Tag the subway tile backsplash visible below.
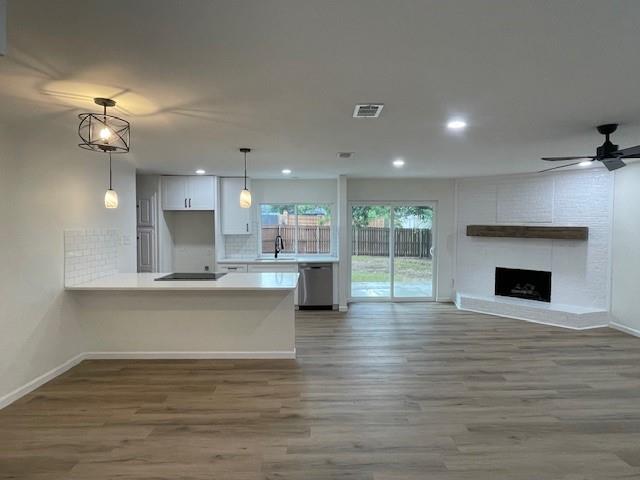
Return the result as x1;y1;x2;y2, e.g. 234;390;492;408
64;228;119;286
224;232;258;258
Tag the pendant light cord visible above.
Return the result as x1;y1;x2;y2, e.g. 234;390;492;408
243;150;247;189
108;151;113;190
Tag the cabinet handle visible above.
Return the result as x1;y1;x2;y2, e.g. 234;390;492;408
246;223;249;232
184;198;187;208
189;198;192;208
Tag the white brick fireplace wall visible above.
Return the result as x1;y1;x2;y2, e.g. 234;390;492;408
454;169;613;329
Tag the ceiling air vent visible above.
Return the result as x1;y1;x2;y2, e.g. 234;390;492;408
353;104;384;118
337;152;354;159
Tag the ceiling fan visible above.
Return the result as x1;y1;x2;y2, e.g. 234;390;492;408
540;124;640;173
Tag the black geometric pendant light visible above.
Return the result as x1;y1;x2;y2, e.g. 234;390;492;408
78;97;130;209
78;97;130;153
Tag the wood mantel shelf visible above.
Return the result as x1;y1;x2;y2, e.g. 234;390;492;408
466;225;589;240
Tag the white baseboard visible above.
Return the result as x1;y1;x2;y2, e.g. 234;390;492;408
0;352;85;410
84;350;297;360
339;305;349;312
0;349;296;410
436;296;453;303
610;322;640;338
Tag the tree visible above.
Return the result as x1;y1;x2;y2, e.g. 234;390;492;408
351;206;388;228
351;206;432;229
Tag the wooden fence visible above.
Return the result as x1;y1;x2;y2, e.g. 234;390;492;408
352;227;432;258
261;225;331;254
260;225;431;257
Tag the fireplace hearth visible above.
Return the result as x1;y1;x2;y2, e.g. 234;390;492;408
495;267;551;302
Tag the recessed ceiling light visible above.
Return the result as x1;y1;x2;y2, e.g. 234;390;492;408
195;169;206;175
579;160;593;167
446;119;467;131
392;158;405;168
282;168;292;175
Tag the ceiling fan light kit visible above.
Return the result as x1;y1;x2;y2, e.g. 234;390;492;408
540;123;640;173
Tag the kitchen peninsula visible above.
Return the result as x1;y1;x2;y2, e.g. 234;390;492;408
66;272;299;359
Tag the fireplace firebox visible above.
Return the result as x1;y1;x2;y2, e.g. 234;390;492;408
495;267;551;302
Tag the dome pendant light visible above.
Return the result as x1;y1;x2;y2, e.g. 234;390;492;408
239;148;252;208
104;152;119;209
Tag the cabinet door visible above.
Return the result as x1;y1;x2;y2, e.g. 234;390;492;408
221;177;252;234
137;198;154;227
187;176;215;210
161;176;188;210
137;228;155;272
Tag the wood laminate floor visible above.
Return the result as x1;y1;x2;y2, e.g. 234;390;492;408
2;303;640;479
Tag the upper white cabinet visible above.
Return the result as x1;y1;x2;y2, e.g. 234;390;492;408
221;177;252;235
162;176;188;210
187;176;216;210
161;176;216;211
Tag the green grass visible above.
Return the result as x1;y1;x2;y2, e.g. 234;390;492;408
351;255;432;282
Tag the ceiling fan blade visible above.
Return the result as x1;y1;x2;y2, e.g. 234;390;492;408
538;162;581;173
601;158;626;171
541;156;596;162
613;145;640;158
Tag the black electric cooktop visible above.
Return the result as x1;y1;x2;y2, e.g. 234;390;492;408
154;273;228;281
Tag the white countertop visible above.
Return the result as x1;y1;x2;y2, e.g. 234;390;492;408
66;272;299;291
217;256;339;264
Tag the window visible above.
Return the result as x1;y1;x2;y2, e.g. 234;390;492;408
260;204;332;255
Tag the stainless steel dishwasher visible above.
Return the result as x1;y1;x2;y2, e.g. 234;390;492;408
298;263;333;309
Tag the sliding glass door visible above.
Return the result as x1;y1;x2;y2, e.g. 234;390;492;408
350;203;435;301
351;206;391;297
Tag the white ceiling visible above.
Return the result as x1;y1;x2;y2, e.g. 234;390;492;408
2;0;640;178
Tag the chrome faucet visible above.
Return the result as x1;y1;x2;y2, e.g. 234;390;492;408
274;230;284;258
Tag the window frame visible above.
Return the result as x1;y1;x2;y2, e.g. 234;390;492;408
258;203;335;257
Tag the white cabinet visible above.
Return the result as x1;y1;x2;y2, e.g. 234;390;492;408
137;198;154;227
162;176;187;210
161;176;215;211
247;264;298;273
188;176;216;210
220;177;252;234
137;228;155;272
218;263;249;273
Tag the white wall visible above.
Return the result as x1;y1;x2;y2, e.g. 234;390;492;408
166;211;214;272
611;162;640;334
251;179;337;204
0;120;136;404
347;178;456;301
455;169;613;308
